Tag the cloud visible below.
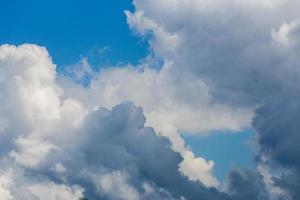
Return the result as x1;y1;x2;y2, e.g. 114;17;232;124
1;0;300;199
125;0;300;199
126;0;300;106
179;151;219;187
9;137;57;169
226;169;268;200
0;44;266;199
90;171;140;200
253;94;300;199
72;102;228;199
0;165;84;200
0;44;232;199
60;61;251;187
271;20;300;48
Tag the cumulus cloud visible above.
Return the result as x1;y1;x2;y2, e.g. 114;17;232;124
1;0;300;199
125;0;300;199
9;137;57;168
0;44;206;199
72;102;230;199
0;44;263;200
91;171;140;200
60;60;251;187
0;165;84;200
0;44;235;199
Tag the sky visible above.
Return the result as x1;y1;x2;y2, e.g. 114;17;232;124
0;0;148;66
0;0;300;200
183;129;256;181
0;0;255;181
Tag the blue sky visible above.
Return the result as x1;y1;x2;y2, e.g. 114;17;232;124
0;0;148;66
0;0;256;182
183;129;256;181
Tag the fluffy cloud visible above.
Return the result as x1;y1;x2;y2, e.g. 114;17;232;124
1;0;300;199
0;44;239;199
125;0;300;199
91;171;140;200
0;44;209;199
60;61;251;187
0;44;266;200
71;102;228;199
0;165;83;200
0;44;86;199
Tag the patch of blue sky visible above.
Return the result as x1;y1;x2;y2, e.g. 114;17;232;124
182;128;257;181
0;0;149;68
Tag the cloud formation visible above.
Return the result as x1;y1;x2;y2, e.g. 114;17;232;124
1;0;300;199
124;0;300;199
0;44;240;199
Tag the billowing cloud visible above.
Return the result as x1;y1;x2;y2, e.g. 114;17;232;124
0;164;84;200
59;59;252;187
0;44;242;199
226;169;268;200
1;0;300;199
124;0;300;199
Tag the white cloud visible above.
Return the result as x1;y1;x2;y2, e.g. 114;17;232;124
0;171;13;200
271;20;300;48
51;163;67;174
0;44;61;127
0;43;232;198
0;44;88;199
9;137;57;169
179;151;219;187
0;166;83;200
92;171;140;200
0;44;85;168
28;183;83;200
62;61;252;187
1;0;299;197
125;0;300;199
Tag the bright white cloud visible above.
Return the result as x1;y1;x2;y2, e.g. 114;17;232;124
179;151;219;187
0;43;231;199
9;137;57;169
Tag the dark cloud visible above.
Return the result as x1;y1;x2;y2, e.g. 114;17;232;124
59;102;231;200
36;102;276;200
227;169;268;200
127;1;300;199
275;172;300;200
253;92;300;199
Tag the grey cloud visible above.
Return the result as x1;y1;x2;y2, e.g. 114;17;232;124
0;44;281;200
227;169;268;200
57;102;230;200
127;0;300;199
2;0;300;199
253;93;300;199
0;44;231;200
